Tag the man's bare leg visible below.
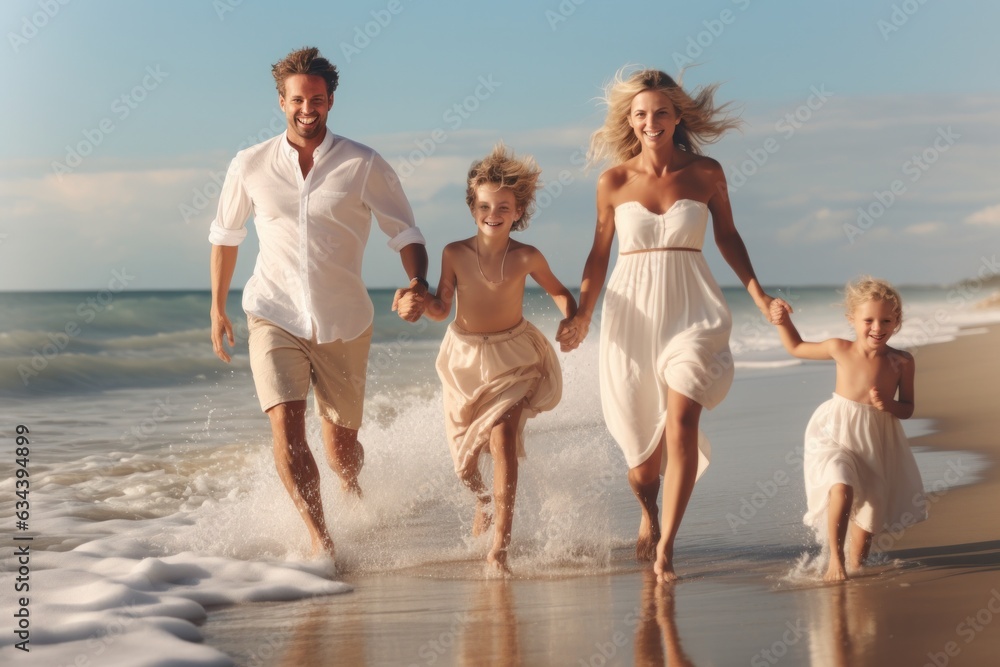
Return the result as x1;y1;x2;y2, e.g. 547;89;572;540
487;402;524;573
320;419;364;497
824;483;853;582
629;447;663;563
267;401;334;558
654;390;703;583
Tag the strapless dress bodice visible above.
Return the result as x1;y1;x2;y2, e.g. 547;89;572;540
614;199;708;253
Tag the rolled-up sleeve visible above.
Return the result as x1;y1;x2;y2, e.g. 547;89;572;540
363;152;425;252
208;156;252;246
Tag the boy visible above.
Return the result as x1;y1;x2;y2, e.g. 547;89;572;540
393;143;577;572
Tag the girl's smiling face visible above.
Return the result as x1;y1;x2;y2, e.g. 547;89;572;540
848;298;900;350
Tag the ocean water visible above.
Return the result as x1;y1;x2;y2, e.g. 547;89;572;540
1;284;997;665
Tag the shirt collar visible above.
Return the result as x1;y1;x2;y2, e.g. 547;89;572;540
280;129;334;160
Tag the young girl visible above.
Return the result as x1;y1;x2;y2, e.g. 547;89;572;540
771;277;927;582
393;143;577;572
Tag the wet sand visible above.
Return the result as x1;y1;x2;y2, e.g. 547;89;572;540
202;326;1000;666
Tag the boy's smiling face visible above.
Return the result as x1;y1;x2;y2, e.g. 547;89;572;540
848;298;900;351
472;184;522;238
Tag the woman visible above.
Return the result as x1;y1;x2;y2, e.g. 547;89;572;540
559;68;780;582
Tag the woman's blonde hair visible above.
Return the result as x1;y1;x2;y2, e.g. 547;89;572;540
844;276;904;332
465;142;541;232
588;66;741;166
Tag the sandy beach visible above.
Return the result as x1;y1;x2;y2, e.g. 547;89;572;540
197;325;1000;666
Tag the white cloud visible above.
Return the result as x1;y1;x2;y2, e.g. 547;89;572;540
964;204;1000;226
777;207;852;244
904;222;946;235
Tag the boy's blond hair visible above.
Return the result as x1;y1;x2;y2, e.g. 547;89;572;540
465;142;541;232
844;276;904;332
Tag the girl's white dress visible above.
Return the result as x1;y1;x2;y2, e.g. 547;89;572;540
599;199;733;477
803;393;927;536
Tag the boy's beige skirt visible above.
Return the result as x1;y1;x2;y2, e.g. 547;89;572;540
435;318;562;477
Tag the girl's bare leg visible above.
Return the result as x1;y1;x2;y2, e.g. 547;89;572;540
846;522;872;572
825;483;853;582
654;390;703;583
487;402;524;573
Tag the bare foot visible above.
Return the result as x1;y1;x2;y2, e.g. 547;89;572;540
636;509;661;562
487;547;511;575
824;562;848;583
310;532;336;560
473;496;493;537
653;542;678;584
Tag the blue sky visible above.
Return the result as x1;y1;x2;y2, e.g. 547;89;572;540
2;0;998;291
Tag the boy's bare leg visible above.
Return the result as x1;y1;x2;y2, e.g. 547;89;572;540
487;402;524;573
459;465;493;537
267;401;335;558
654;390;703;583
824;483;853;582
628;447;662;562
846;522;872;572
320;419;364;498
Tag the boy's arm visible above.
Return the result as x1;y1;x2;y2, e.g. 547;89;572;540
423;245;457;322
870;351;915;419
526;248;578;352
528;248;577;320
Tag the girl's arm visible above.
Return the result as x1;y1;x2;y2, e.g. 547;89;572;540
870;351;915;419
705;160;776;319
560;173;617;349
772;305;841;361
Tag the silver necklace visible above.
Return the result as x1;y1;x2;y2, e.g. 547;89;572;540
476;237;510;285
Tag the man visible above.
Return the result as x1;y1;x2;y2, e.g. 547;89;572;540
209;47;428;558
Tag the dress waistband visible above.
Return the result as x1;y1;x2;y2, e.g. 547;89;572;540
620;247;701;256
449;318;528;343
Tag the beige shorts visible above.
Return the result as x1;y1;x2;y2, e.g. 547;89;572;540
247;314;372;430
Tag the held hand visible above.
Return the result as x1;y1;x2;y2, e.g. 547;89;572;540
211;310;235;363
769;298;793;325
392;288;425;322
557;315;591;352
869;386;886;411
555;318;577;353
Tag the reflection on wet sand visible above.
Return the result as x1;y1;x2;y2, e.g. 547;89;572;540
280;596;367;666
458;579;521;666
634;570;696;667
807;584;875;667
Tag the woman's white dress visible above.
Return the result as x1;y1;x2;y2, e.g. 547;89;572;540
599;199;733;477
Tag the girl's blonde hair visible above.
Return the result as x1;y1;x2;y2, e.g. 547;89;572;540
844;276;904;332
588;66;742;166
465;142;541;232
